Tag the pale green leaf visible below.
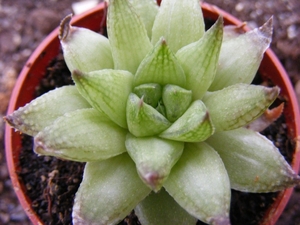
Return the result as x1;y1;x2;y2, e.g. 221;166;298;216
72;69;133;128
133;38;186;87
72;154;151;225
206;127;300;192
126;93;171;137
128;0;159;38
164;142;231;225
59;14;114;72
4;86;91;136
133;83;162;108
176;17;223;100
202;84;280;131
34;108;127;162
209;18;273;91
151;0;205;53
135;188;197;225
125;134;184;191
159;100;214;142
107;0;153;74
162;84;192;122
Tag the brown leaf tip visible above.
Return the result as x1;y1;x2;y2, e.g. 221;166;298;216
3;114;21;129
72;69;85;78
265;86;280;101
59;14;73;41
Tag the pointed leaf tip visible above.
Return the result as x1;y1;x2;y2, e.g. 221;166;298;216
210;18;273;91
73;69;133;128
60;19;113;73
59;14;72;41
126;93;171;137
258;16;273;39
72;69;84;77
176;16;223;99
134;37;186;87
126;134;183;191
160;100;214;142
265;85;280;100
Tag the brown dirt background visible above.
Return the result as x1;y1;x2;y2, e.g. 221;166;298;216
0;0;299;224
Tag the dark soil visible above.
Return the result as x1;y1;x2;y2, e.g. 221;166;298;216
0;0;299;225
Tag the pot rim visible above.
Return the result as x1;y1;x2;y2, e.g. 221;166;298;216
5;2;300;225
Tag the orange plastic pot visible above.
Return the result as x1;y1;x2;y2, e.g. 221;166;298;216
5;2;300;225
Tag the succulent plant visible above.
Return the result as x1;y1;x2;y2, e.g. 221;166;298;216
4;0;300;224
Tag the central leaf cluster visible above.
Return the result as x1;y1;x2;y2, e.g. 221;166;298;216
129;82;193;136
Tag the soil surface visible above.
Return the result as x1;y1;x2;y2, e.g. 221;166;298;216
0;0;299;224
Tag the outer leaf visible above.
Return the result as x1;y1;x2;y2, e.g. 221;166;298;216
107;0;153;74
133;38;186;87
128;0;159;37
4;86;91;136
72;69;133;128
164;142;231;225
135;188;197;225
202;84;280;131
126;93;171;137
59;14;114;72
151;0;205;53
176;17;223;100
72;154;151;225
34;109;127;162
206;128;300;192
125;134;184;191
159;100;214;142
209;18;273;91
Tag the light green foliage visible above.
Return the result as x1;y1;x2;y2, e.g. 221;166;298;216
4;0;300;225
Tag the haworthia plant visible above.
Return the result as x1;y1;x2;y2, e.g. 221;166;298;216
4;0;300;224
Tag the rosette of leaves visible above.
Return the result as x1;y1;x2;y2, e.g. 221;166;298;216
5;0;300;224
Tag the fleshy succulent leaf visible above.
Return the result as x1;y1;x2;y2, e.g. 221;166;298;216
209;18;273;91
162;84;193;122
176;17;223;100
125;134;184;191
135;188;197;225
164;142;231;225
34;108;127;162
203;84;280;131
134;38;186;87
72;69;133;128
126;93;171;137
206;127;300;192
72;154;151;225
59;14;114;72
4;86;91;136
151;0;205;53
107;0;153;74
133;83;162;108
128;0;159;38
159;100;214;142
